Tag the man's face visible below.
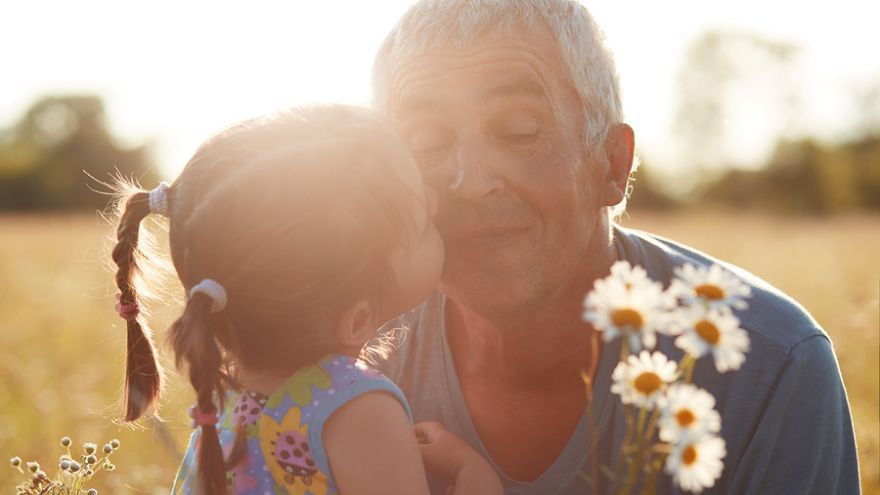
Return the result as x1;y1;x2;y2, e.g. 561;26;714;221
387;33;611;316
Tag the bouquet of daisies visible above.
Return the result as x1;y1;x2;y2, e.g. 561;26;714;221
582;261;752;494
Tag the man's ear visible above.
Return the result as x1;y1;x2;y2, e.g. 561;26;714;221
602;123;635;207
336;299;376;351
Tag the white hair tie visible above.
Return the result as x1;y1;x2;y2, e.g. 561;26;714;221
189;279;227;312
148;181;171;217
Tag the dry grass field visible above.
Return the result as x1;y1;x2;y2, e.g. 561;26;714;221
0;212;877;493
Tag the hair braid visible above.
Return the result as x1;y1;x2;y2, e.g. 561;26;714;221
171;293;231;494
112;191;162;421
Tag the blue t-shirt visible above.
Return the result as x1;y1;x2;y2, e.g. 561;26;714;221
375;225;860;494
172;354;410;495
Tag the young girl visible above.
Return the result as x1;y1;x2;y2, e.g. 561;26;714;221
109;105;501;495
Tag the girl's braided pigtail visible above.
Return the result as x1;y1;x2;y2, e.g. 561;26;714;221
171;292;233;495
111;190;163;421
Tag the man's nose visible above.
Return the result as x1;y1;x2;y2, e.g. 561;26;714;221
449;137;504;199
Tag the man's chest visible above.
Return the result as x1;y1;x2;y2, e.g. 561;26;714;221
461;379;588;482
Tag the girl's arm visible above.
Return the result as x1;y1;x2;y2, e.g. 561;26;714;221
323;391;431;495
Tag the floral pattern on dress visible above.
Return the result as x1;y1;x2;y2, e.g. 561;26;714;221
171;354;409;495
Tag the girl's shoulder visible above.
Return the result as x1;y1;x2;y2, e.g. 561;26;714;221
237;353;411;430
173;355;411;495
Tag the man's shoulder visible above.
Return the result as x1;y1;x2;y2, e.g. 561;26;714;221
615;225;826;351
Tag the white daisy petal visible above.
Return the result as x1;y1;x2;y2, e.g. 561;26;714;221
671;263;752;313
611;351;678;409
674;306;751;373
665;435;727;494
583;261;676;352
659;384;722;443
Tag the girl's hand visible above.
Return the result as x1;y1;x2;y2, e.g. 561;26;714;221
415;421;502;495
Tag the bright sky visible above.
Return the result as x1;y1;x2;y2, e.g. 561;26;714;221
2;0;878;179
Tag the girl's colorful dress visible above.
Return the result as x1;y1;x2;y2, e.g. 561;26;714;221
172;354;410;494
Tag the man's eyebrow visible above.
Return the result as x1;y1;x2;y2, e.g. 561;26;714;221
484;76;547;101
397;96;444;116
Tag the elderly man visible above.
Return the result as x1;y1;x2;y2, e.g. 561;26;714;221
372;1;860;493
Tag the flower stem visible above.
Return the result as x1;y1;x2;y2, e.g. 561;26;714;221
612;404;635;495
620;407;648;494
679;354;695;384
638;454;666;495
620;406;662;495
580;366;600;492
588;398;599;493
636;407;647;435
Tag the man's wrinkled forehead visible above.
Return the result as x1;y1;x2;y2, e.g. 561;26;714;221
396;71;548;118
385;32;571;118
377;21;566;102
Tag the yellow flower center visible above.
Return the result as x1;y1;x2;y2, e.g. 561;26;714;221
611;308;644;329
633;371;662;395
676;408;696;427
695;284;725;300
683;445;698;465
695;320;721;345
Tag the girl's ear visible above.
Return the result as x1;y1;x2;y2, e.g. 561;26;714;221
336;299;377;352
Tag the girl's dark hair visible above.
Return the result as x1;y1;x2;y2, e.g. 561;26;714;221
112;191;162;421
110;105;419;494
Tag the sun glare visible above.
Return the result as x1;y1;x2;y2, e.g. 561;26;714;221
1;0;878;179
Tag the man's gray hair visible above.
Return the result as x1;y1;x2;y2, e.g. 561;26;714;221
372;0;635;215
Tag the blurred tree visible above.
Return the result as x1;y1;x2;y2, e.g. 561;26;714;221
853;75;880;139
698;135;880;213
673;30;800;192
626;158;681;212
0;95;155;211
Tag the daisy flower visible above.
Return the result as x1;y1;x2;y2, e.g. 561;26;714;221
610;351;678;409
583;261;675;352
665;435;726;494
658;383;721;443
671;263;751;312
609;259;652;289
675;306;750;373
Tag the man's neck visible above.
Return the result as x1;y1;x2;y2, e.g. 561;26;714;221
446;296;602;388
443;258;609;482
444;237;616;389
